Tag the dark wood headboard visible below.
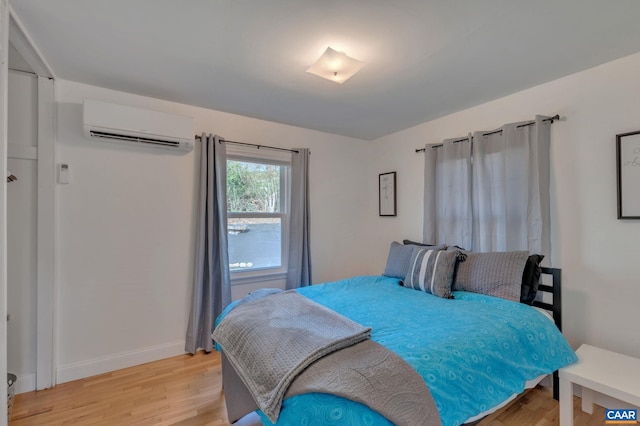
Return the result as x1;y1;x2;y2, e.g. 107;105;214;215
533;267;562;331
532;267;562;400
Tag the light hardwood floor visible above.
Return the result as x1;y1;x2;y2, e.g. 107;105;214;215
10;351;604;425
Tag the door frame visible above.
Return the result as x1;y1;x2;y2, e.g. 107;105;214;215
35;75;55;389
1;0;11;420
8;6;56;391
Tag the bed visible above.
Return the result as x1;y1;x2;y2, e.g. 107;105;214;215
215;256;576;426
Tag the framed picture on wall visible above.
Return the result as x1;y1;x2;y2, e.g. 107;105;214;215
616;130;640;219
379;171;397;216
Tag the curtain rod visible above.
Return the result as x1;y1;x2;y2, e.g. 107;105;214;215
415;114;560;153
195;134;299;154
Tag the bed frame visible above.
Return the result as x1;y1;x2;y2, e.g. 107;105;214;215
532;267;562;400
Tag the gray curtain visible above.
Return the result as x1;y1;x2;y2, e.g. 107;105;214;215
423;136;472;248
286;148;312;289
471;116;551;254
186;134;231;354
423;115;551;256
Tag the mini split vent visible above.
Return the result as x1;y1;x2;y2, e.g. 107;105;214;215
88;130;183;148
83;99;195;152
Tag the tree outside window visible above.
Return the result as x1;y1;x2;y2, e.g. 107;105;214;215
227;158;288;273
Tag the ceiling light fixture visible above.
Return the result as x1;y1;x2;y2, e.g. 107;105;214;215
306;47;364;84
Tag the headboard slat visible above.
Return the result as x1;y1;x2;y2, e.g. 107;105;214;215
537;284;553;293
535;267;562;332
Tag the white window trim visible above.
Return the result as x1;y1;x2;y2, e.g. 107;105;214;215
226;148;291;285
226;144;292;163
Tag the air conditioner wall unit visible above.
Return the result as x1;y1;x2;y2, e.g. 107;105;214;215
83;99;195;152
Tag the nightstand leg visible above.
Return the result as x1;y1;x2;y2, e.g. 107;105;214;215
559;377;574;426
581;388;594;414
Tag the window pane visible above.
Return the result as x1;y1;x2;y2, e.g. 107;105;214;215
228;218;281;271
227;160;281;213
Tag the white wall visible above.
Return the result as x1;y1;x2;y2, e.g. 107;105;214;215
54;80;371;382
366;51;640;358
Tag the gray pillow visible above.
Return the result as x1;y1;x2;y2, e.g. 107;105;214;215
383;242;416;279
453;251;529;301
404;248;458;298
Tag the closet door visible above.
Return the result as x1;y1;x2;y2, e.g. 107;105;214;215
6;69;38;393
6;70;55;393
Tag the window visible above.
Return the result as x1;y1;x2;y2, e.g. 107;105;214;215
227;154;289;279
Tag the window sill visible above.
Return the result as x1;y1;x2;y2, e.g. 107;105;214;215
230;270;287;286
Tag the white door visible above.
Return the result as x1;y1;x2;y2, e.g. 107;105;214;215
6;69;38;393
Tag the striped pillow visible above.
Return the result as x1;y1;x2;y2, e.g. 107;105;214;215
404;248;458;298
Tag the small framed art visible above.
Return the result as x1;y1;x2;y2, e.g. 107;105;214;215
616;130;640;219
379;171;396;216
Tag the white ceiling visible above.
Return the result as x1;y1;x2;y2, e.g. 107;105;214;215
9;0;640;140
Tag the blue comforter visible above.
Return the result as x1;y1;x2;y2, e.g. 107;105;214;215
220;275;577;426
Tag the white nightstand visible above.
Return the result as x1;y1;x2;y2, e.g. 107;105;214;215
559;344;640;426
